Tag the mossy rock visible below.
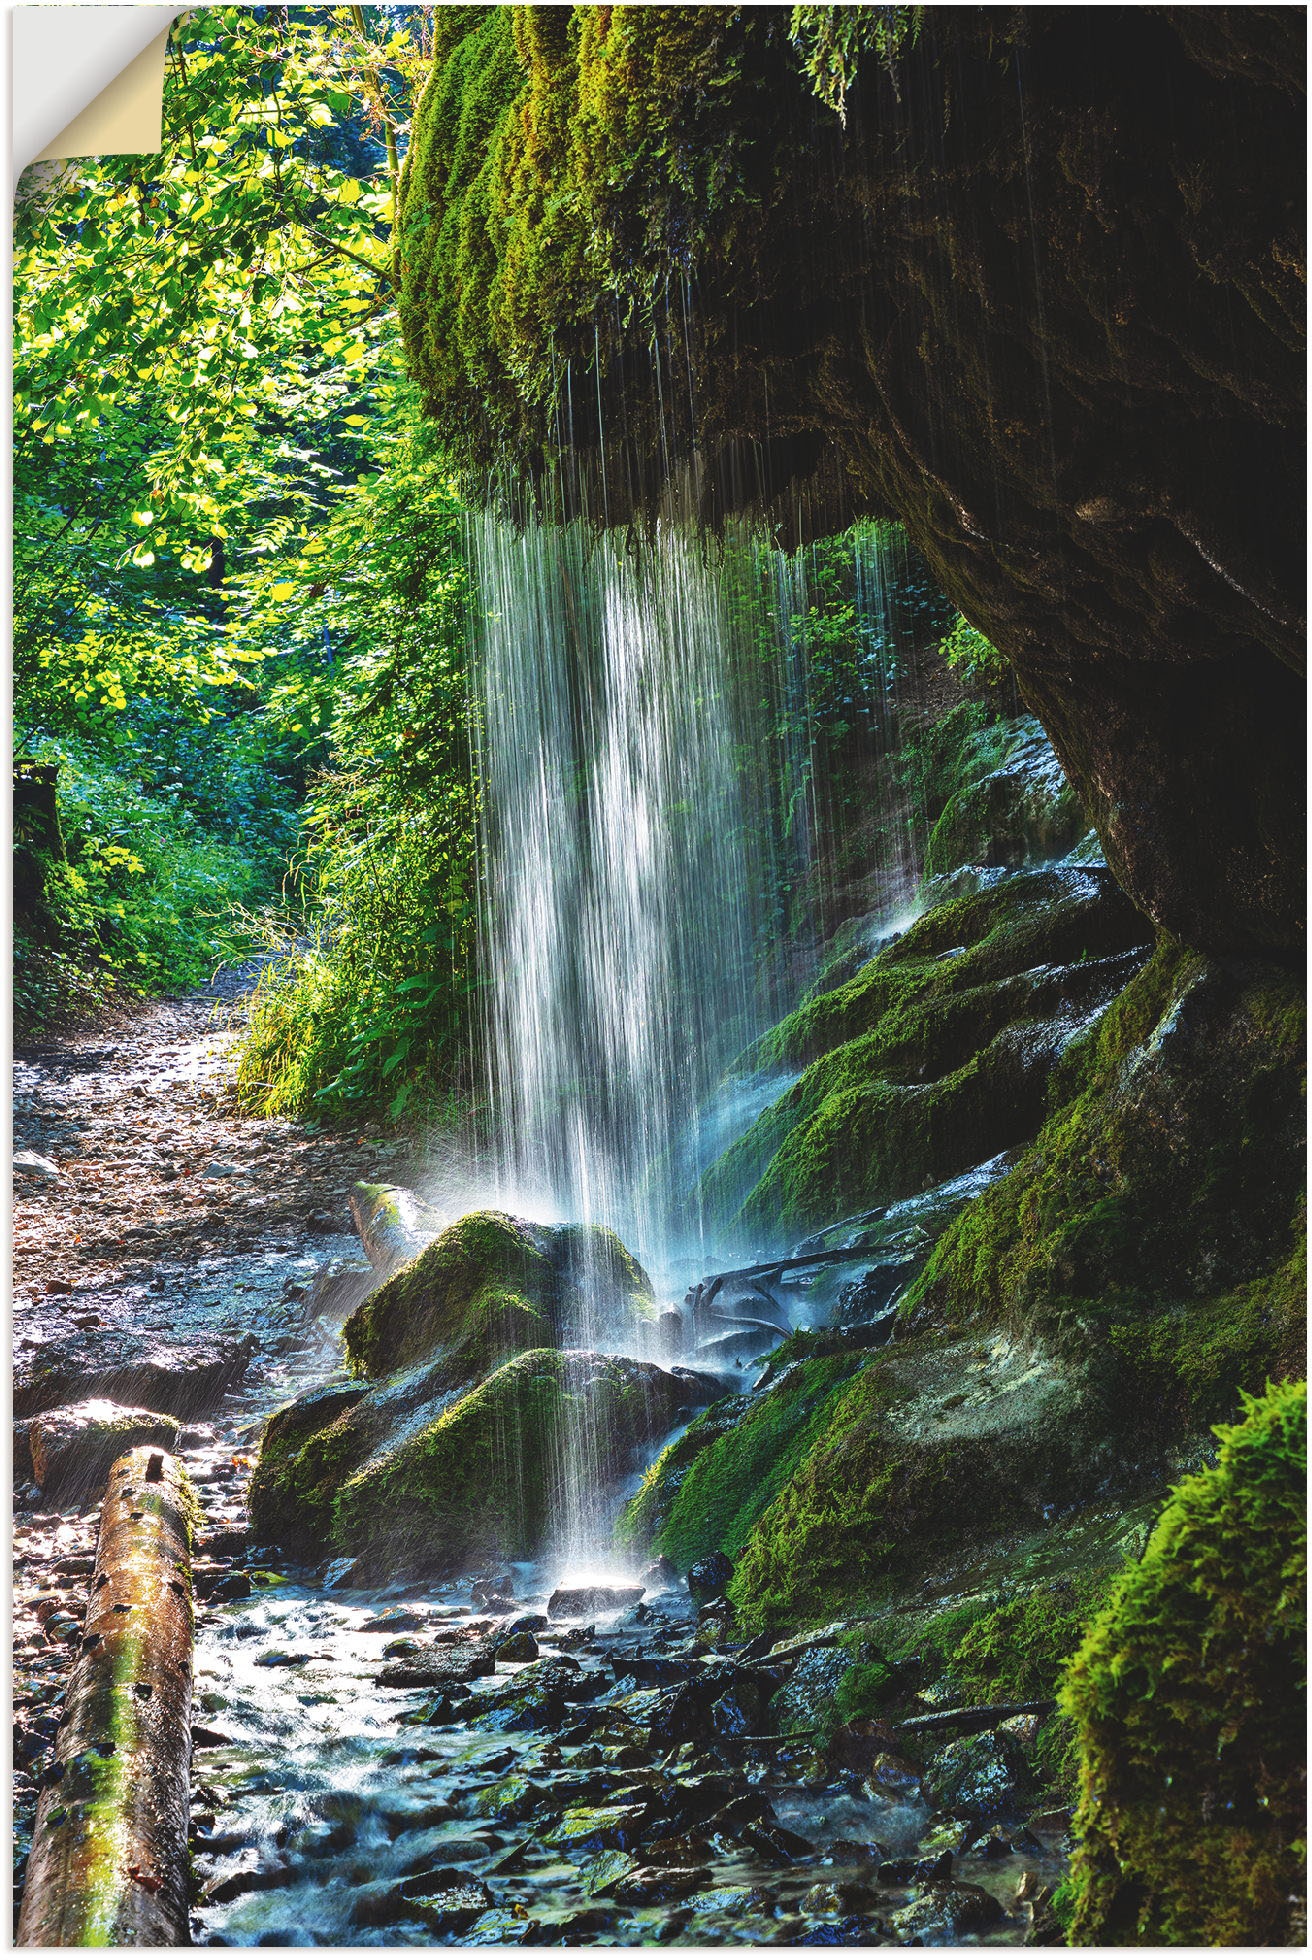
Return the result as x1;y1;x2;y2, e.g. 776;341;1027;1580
1059;1380;1306;1946
619;1354;866;1574
333;1349;699;1578
903;947;1306;1432
343;1209;654;1380
725;1330;1106;1632
923;714;1085;877
703;866;1150;1237
248;1381;369;1549
252;1345;715;1575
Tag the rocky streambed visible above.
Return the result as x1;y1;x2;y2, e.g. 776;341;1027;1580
13;979;1074;1947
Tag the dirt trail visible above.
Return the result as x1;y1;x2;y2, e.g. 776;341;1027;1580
11;968;414;1926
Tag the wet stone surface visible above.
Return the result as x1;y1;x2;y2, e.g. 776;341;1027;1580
12;974;1071;1945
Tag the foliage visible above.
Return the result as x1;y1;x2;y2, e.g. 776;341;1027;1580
231;414;478;1122
936;612;1007;689
789;6;923;120
13;738;282;1031
1058;1381;1307;1945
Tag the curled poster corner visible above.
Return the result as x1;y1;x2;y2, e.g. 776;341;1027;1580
13;5;184;175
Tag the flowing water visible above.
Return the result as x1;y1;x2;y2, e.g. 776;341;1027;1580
470;514;931;1299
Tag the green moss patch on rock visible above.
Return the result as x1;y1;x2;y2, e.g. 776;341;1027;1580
725;1330;1106;1633
903;947;1306;1435
922;712;1086;878
703;866;1150;1237
1058;1379;1306;1947
620;1353;865;1574
333;1349;698;1579
342;1209;655;1381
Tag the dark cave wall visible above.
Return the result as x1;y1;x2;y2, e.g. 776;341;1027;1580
398;4;1305;957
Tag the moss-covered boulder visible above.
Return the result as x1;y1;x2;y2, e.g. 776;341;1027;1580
904;947;1306;1435
252;1348;715;1578
1059;1380;1306;1947
922;713;1085;878
703;865;1150;1238
620;1353;866;1574
334;1348;700;1578
343;1209;654;1380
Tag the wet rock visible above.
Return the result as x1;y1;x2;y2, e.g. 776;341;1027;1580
378;1638;495;1688
922;1728;1022;1818
771;1642;852;1732
549;1584;644;1620
793;1914;891;1945
640;1555;682;1592
547;1803;654;1856
29;1399;180;1499
15;1330;256;1420
464;1908;542;1945
308;1257;375;1324
612;1865;711;1905
362;1605;429;1632
494;1628;539;1663
405;1879;496;1933
471;1775;547;1824
890;1880;1007;1940
802;1880;879;1915
13;1419;33;1481
686;1550;733;1604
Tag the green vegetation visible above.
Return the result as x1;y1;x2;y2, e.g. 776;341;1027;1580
13;9;480;1122
1059;1381;1306;1946
704;866;1150;1234
620;1355;862;1571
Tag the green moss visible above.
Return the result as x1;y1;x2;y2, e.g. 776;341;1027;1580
903;948;1307;1436
638;1355;863;1572
332;1349;684;1576
248;1384;368;1550
344;1209;556;1378
704;866;1149;1236
952;1573;1116;1705
1058;1381;1306;1946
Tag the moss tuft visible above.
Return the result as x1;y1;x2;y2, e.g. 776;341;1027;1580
1058;1380;1307;1947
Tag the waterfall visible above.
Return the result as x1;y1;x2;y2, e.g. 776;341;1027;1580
466;513;936;1574
470;515;770;1302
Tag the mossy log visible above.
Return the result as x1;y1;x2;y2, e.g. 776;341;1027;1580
17;1446;196;1947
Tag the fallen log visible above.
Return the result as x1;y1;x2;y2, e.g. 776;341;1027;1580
17;1446;197;1947
895;1698;1056;1739
349;1181;441;1273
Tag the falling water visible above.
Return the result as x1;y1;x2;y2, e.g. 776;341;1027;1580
471;515;770;1297
466;512;941;1570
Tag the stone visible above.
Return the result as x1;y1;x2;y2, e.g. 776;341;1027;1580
686;1550;733;1604
378;1639;495;1688
548;1585;644;1620
494;1629;539;1663
14;1331;256;1420
890;1881;1006;1940
14;1151;59;1179
922;1729;1022;1818
29;1400;180;1499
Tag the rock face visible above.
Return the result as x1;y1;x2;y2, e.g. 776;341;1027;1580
398;6;1304;957
29;1399;181;1501
703;861;1151;1237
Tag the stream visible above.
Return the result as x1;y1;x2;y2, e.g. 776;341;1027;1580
13;976;1069;1947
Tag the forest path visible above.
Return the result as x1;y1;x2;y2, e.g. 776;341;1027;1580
13;961;409;1332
